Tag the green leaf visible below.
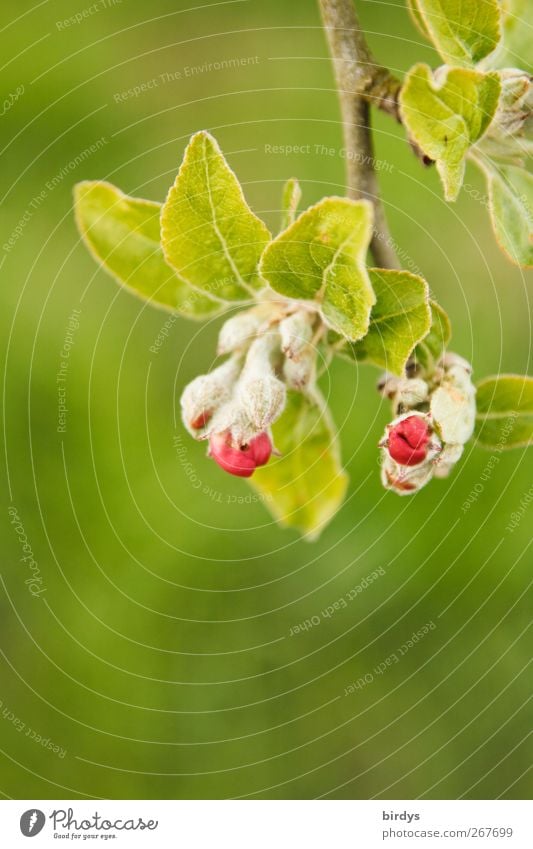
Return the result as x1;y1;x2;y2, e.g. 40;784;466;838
412;0;501;66
475;374;533;448
484;162;533;267
260;197;375;341
407;0;431;40
74;181;222;317
400;63;501;200
251;390;348;539
487;0;533;74
161;131;271;302
414;299;452;367
280;178;302;232
341;269;431;375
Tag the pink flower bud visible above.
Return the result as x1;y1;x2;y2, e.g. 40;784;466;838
248;431;272;467
208;431;273;478
386;414;431;467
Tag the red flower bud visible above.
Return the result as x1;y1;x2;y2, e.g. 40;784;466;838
387;415;431;467
209;431;272;477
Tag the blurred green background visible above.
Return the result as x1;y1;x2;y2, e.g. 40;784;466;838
1;0;531;800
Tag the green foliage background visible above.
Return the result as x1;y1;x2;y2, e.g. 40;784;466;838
1;0;531;799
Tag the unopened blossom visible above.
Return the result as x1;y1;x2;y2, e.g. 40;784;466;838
395;377;429;409
379;413;441;494
204;400;258;447
381;413;439;467
433;442;464;478
377;372;400;400
430;360;476;445
217;310;264;356
208;431;272;478
378;352;476;495
377;372;428;410
180;357;241;436
237;333;286;430
237;373;286;429
440;352;472;374
283;347;316;390
192;326;286;479
279;311;315;360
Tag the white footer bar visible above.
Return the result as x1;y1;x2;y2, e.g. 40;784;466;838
1;800;530;847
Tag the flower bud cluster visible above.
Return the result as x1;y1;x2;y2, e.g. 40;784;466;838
279;311;316;390
378;352;476;495
180;304;319;477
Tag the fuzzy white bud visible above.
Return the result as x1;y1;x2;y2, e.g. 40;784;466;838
234;332;286;430
217;310;263;356
377;372;400;399
439;352;472;374
279;311;315;360
377;373;429;411
430;353;476;445
237;374;286;430
446;364;475;393
243;331;281;370
180;357;241;437
433;443;464;478
395;377;429;408
205;400;259;447
283;347;316;390
430;382;476;445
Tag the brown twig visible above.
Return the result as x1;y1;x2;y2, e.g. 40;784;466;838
318;0;431;267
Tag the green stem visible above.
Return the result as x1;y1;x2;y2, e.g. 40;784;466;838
318;0;400;269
